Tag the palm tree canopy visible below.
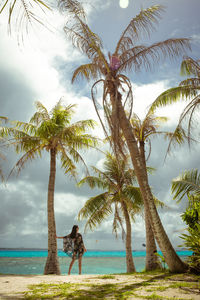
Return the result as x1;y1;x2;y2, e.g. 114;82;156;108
172;169;200;203
130;107;188;161
0;100;98;177
78;152;143;233
59;1;191;155
59;2;191;83
149;57;200;147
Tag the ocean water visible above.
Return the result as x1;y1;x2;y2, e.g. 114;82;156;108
0;250;192;275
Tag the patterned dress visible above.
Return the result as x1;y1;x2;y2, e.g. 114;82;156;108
63;233;85;259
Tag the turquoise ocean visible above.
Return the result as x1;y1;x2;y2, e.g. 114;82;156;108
0;250;192;275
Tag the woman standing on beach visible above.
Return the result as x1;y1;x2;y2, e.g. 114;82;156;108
56;225;86;275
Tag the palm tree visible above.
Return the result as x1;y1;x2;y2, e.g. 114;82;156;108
130;112;171;271
171;169;200;273
59;0;191;271
0;0;51;38
150;57;200;146
78;152;143;273
0;101;98;274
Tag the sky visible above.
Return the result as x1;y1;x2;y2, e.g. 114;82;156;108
0;0;200;252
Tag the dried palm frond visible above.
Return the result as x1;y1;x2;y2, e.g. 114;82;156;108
119;38;190;73
115;5;164;54
0;0;51;42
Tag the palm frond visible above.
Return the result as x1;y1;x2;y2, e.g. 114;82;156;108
178;94;200;142
59;145;77;177
30;101;50;125
162;125;188;159
72;63;103;82
115;5;164;54
78;175;108;190
150;86;198;113
180;56;200;77
123;186;143;206
172;169;200;202
58;0;86;20
153;196;167;209
179;78;200;87
78;192;112;232
119;38;191;73
8;143;43;178
0;0;51;41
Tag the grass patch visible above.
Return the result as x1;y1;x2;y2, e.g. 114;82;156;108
96;275;116;279
19;272;199;300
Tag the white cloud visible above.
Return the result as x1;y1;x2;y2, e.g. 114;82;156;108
131;81;188;127
55;192;87;215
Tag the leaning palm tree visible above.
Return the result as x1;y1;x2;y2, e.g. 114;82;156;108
59;0;191;271
131;112;171;271
78;152;143;273
0;100;98;274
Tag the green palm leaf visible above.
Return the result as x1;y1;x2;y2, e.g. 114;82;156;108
172;169;200;202
150;86;199;113
78;192;112;231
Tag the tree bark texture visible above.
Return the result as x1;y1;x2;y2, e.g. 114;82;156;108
139;141;162;271
121;200;136;273
117;95;188;273
44;148;61;275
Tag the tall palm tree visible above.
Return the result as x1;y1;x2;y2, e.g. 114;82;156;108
0;101;98;274
130;112;171;271
150;57;200;146
59;0;191;271
78;152;143;273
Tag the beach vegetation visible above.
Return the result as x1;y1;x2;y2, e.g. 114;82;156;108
78;151;144;273
58;0;191;272
0;101;98;275
172;169;200;274
97;274;116;279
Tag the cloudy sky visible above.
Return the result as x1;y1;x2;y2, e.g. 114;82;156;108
0;0;200;251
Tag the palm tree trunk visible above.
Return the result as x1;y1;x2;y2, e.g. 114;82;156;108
139;141;162;271
44;148;61;275
117;93;188;273
144;204;162;270
121;200;136;273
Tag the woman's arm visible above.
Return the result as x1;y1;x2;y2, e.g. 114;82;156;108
56;235;64;239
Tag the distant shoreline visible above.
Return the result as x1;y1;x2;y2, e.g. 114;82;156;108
0;248;188;251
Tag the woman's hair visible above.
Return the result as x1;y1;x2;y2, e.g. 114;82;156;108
70;225;78;238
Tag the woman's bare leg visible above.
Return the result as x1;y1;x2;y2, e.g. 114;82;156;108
78;256;82;275
68;258;75;275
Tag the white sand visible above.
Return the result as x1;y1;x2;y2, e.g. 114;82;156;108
0;274;199;300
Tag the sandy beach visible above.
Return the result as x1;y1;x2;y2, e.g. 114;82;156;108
0;272;199;299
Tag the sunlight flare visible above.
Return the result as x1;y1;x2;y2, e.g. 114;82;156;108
119;0;129;9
